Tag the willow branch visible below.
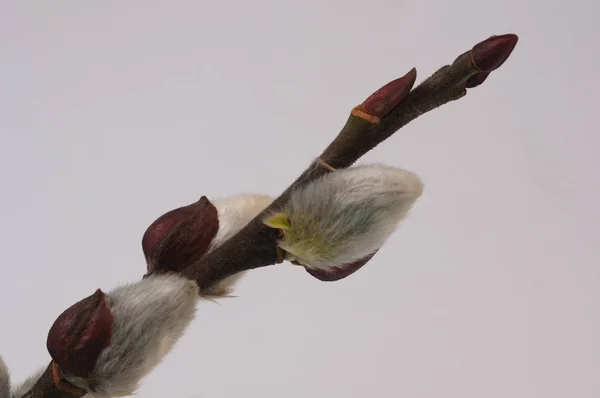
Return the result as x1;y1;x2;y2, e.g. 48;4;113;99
178;33;518;290
19;33;518;398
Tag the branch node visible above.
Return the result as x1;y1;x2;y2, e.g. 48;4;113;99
351;106;381;124
276;247;285;264
51;362;87;397
316;157;337;171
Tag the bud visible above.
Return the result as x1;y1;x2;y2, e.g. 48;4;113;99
358;68;417;120
46;289;113;379
142;196;219;274
143;193;274;296
471;34;518;73
81;274;199;397
263;164;424;281
465;71;490;88
0;356;9;398
304;251;378;282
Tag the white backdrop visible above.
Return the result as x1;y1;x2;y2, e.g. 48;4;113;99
1;1;598;397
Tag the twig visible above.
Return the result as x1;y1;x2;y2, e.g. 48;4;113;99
178;33;518;290
20;363;86;398
18;33;518;398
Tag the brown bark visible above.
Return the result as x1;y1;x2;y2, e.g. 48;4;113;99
20;363;86;398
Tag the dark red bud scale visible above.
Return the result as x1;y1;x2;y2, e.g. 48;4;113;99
47;289;113;378
471;34;518;73
142;196;219;274
357;68;417;121
465;71;491;88
304;251;379;282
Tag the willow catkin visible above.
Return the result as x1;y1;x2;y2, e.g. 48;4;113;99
264;164;424;272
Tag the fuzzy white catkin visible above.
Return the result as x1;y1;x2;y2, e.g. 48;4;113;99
0;354;44;398
8;366;46;398
201;194;274;297
266;164;424;270
6;274;199;398
80;196;274;394
4;195;274;398
79;273;200;398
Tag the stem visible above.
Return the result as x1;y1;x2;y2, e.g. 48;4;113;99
181;34;518;290
21;363;86;398
21;33;518;398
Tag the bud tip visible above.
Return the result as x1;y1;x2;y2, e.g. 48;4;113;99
471;33;519;73
47;288;113;378
358;67;417;120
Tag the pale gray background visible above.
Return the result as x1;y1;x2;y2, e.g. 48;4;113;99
1;1;598;397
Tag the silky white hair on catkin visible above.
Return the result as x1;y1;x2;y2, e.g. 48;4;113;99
7;276;199;398
4;167;420;397
6;365;46;398
266;164;424;270
4;196;274;398
201;194;274;298
77;274;199;398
